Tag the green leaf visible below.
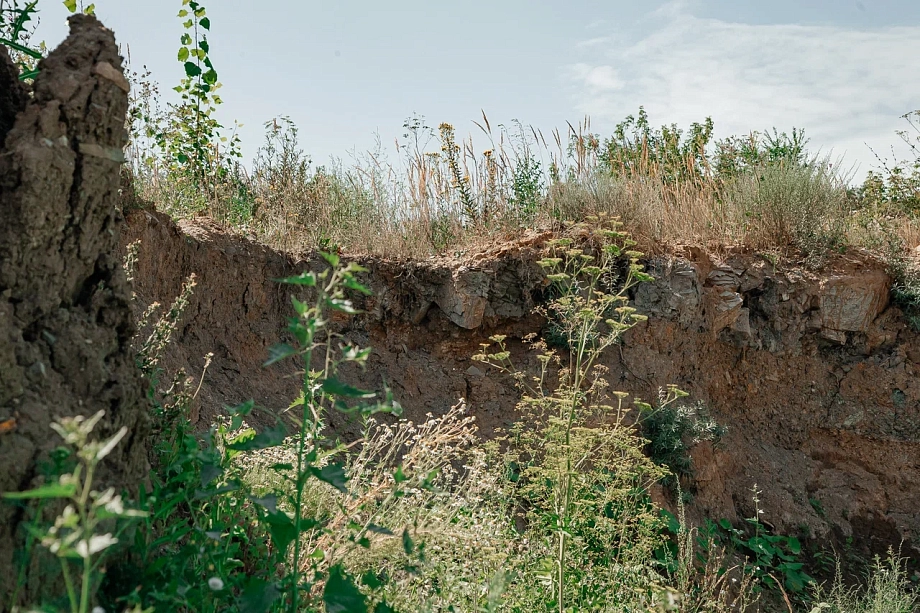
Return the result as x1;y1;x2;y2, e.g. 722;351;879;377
393;466;407;484
323;565;367;613
310;463;348;493
321;377;375;399
181;33;192;45
373;603;395;613
366;524;394;535
200;462;223;487
401;528;414;555
321;251;340;268
203;69;218;85
276;271;317;286
238;578;281;613
265;343;298;366
343;276;372;296
0;37;42;59
200;16;211;29
184;61;201;78
178;47;190;62
249;494;278;513
3;482;76;500
264;510;296;554
63;0;77;12
200;39;209;53
194;481;240;499
361;570;383;589
227;423;286;451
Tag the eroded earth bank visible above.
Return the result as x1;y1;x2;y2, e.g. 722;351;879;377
123;207;919;566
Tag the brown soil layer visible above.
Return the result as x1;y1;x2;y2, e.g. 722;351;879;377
122;208;920;565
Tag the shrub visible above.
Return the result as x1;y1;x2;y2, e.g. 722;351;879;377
641;398;725;494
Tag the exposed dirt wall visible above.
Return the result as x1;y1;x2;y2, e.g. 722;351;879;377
122;209;920;565
0;16;145;601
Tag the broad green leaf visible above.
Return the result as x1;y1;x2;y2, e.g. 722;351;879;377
193;481;240;499
343;276;372;296
63;0;77;12
263;510;296;554
227;399;255;416
200;463;223;487
276;271;317;286
361;570;383;589
310;463;348;493
200;16;211;29
227;423;286;451
320;251;340;268
249;494;278;513
321;377;375;399
3;482;76;500
238;578;281;613
265;343;297;366
184;61;201;78
178;47;190;62
323;565;367;613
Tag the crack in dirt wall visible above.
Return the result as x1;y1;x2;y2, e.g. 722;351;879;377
122;208;920;564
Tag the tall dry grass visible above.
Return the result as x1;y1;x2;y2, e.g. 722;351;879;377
130;110;919;263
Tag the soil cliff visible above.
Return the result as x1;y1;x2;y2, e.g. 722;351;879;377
122;208;919;566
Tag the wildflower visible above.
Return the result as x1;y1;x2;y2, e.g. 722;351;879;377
208;576;224;591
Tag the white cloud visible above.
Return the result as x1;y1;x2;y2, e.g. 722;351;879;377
566;2;920;179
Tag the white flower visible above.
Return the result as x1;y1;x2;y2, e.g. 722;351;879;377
92;607;105;613
75;534;119;558
208;577;224;591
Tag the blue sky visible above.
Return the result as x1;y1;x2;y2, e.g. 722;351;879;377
30;0;920;178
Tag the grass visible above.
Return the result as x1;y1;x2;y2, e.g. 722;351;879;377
127;110;920;268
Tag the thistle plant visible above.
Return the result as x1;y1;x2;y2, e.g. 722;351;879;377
3;411;145;613
0;0;43;79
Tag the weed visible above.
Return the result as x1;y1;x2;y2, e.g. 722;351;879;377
810;550;918;613
640;397;725;494
3;412;145;613
476;215;671;611
706;485;815;602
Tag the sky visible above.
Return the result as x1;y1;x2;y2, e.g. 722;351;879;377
27;0;920;179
